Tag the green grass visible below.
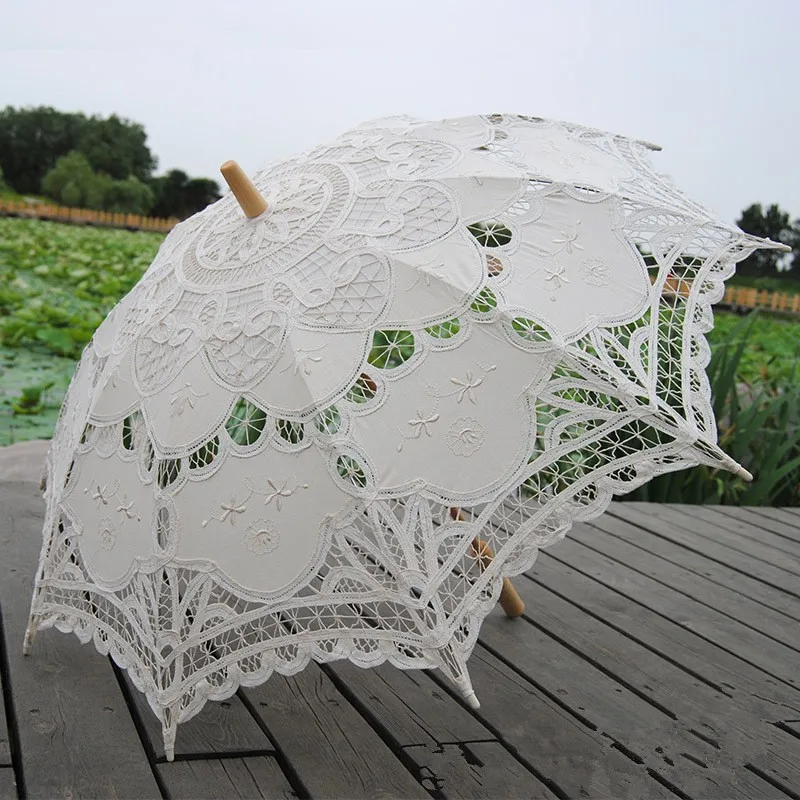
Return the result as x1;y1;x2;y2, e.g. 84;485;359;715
0;217;163;446
0;217;162;360
707;311;800;384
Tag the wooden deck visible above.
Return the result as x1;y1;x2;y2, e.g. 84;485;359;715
2;455;800;797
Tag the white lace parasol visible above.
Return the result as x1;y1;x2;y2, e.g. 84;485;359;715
25;114;786;759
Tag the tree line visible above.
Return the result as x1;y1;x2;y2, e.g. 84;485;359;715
0;106;220;218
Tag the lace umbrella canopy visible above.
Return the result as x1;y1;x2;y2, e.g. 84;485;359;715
26;114;786;759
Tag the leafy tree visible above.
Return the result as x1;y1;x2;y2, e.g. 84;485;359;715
42;151;154;213
0;106;84;194
104;176;154;215
150;169;220;218
0;106;158;195
76;114;157;181
42;152;103;207
736;203;799;277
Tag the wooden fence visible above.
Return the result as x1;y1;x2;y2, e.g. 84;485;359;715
659;276;800;315
0;198;179;233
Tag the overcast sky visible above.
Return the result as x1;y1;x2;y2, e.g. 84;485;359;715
3;0;798;224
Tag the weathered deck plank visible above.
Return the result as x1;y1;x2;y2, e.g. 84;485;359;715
587;512;800;621
404;741;554;799
713;504;800;543
0;481;161;800
478;610;751;798
533;544;800;710
242;665;429;799
537;534;800;688
609;503;800;596
573;520;800;645
456;648;675;799
326;661;560;798
123;673;274;760
746;506;800;538
648;504;800;573
0;769;16;800
510;568;800;798
156;756;295;799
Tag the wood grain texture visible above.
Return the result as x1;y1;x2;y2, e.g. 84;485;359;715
588;511;800;621
609;503;800;597
574;519;800;645
157;756;294;799
243;665;429;799
0;768;16;800
329;661;492;745
0;481;161;800
405;741;555;799
123;672;272;760
510;568;800;799
327;662;558;798
713;505;800;542
537;534;800;689
648;503;800;573
465;648;674;799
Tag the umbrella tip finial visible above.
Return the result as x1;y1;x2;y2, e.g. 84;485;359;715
219;160;268;219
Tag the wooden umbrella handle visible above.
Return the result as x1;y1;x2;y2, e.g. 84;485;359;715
219;160;268;218
450;509;525;618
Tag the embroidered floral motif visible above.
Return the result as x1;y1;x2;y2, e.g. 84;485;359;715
243;519;280;555
202;490;253;528
84;480;119;508
408;410;441;438
447;364;497;404
543;262;570;290
446;417;486;457
98;517;118;551
169;383;210;416
281;345;325;376
581;257;612;287
116;494;142;523
552;221;583;254
262;478;309;511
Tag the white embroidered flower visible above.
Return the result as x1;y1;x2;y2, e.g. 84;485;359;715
244;519;280;556
446;417;486;457
581;258;612;287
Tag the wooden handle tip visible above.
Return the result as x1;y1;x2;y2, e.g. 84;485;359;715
219;160;267;219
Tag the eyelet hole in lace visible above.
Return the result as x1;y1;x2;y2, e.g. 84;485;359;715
122;416;135;450
189;437;219;470
467;220;513;248
314;406;342;435
424;318;461;339
368;330;415;370
157;459;182;489
346;373;378;404
336;454;368;489
225;398;267;446
511;316;552;344
470;287;497;315
156;506;170;550
276;419;304;445
486;255;504;277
